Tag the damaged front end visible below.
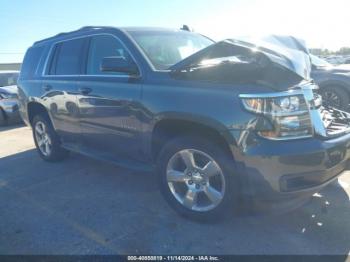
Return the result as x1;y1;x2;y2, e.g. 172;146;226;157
170;37;311;91
240;82;350;140
318;105;350;137
170;36;350;140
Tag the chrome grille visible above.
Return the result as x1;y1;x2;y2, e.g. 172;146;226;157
319;106;350;136
300;81;350;138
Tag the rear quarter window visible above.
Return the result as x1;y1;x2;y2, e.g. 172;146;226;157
20;46;45;79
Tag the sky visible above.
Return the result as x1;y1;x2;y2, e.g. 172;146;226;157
1;0;350;63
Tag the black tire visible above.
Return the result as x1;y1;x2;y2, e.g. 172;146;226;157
32;114;69;162
0;108;8;126
157;135;239;222
320;86;350;111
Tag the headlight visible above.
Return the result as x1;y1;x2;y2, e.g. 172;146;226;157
240;93;313;140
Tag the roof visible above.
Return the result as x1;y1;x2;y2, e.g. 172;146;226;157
120;26;184;32
33;26;115;45
33;26;187;46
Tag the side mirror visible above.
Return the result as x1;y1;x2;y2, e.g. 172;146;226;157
101;56;139;76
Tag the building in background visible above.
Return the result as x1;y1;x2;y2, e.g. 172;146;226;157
0;63;21;71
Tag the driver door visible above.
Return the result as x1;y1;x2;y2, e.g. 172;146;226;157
77;34;144;161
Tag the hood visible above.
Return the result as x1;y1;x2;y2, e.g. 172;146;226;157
0;85;18;95
170;35;311;80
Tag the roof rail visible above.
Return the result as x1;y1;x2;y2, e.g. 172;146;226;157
33;26;115;45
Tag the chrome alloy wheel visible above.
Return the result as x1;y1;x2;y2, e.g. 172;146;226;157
34;121;52;156
166;149;226;212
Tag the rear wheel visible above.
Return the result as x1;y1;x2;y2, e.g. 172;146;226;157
32;114;69;162
320;86;350;111
157;136;238;222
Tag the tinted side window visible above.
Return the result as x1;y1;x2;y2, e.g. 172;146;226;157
20;46;45;79
50;38;86;75
87;35;133;75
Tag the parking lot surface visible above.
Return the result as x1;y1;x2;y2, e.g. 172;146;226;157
0;125;350;255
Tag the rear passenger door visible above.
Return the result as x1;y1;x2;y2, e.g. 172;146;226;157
77;34;144;161
42;37;88;147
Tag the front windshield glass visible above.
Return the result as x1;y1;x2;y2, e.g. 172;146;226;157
128;30;214;70
0;73;18;87
310;54;332;67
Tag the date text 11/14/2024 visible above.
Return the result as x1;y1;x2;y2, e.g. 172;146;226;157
127;256;220;261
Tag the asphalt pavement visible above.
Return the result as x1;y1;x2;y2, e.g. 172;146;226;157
0;125;350;255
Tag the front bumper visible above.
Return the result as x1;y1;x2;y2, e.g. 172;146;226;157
234;131;350;207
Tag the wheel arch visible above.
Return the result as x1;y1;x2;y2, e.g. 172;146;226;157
27;102;51;126
150;115;236;162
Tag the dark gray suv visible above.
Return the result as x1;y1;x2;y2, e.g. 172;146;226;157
17;27;350;221
310;54;350;111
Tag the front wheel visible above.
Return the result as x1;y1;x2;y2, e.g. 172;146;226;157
320;86;350;111
157;136;238;222
32;114;69;162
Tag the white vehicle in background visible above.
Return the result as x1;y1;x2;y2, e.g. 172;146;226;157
0;71;21;126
